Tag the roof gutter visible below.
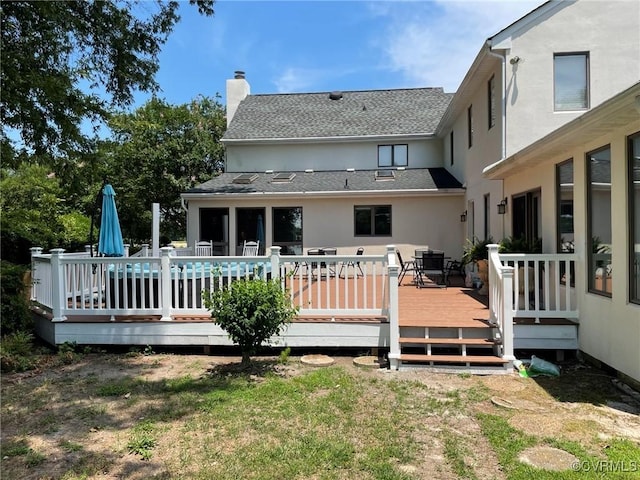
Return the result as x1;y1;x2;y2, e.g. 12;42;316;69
181;188;466;201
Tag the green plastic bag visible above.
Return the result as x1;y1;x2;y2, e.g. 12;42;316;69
528;355;560;377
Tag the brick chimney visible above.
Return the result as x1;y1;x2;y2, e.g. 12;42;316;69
226;70;250;127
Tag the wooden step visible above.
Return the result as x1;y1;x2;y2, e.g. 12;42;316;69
399;318;493;328
399;337;496;345
399;354;508;364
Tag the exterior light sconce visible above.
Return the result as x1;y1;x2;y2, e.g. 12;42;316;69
497;198;508;215
460;210;467;222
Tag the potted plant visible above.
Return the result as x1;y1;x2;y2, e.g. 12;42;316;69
462;237;493;294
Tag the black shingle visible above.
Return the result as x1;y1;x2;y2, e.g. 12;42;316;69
223;88;453;140
187;168;462;195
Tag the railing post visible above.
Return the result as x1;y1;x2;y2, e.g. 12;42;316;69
30;247;43;301
50;248;67;322
270;246;281;281
502;266;515;366
386;245;401;370
124;244;130;257
160;247;173;321
141;244;149;257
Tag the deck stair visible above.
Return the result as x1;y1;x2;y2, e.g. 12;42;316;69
397;318;510;373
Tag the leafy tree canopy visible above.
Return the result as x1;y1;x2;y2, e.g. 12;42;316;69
0;164;91;263
104;95;226;242
1;0;214;157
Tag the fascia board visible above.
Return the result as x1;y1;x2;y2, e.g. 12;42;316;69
181;188;466;201
221;133;436;146
488;1;568;49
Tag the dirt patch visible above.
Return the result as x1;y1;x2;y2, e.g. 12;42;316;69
2;353;639;480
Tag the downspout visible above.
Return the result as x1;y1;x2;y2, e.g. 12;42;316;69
486;44;507;160
486;45;507;239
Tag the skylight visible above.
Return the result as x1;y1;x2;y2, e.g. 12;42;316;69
375;170;395;181
271;172;296;183
232;173;259;184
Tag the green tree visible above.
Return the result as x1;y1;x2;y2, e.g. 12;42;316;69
0;164;90;263
1;0;214;157
105;96;226;242
203;278;299;365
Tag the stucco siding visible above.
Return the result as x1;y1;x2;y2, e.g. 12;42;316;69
187;194;466;261
225;138;444;173
501;118;640;382
504;0;640;155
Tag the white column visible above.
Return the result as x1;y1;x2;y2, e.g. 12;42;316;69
152;203;160;257
160;247;173;321
501;266;515;367
50;248;67;322
270;246;281;282
386;245;401;370
30;247;43;301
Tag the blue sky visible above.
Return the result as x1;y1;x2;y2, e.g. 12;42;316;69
141;0;545;109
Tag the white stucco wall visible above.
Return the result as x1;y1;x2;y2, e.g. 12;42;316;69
503;0;640;155
501;121;640;383
186;193;466;262
225;138;444;172
444;60;506;241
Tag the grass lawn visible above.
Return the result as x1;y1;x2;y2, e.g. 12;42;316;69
1;351;639;479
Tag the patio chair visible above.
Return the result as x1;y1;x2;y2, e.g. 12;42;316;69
396;249;416;285
338;247;364;278
195;240;213;256
416;250;447;288
242;240;260;256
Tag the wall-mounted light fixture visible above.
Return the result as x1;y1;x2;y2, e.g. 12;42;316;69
460;210;467;222
497;198;508;215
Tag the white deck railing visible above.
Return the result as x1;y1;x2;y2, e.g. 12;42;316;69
487;244;579;365
497;250;578;320
30;246;397;324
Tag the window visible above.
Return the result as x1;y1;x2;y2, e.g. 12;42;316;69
450;131;454;166
556;160;574;253
467;105;473;148
378;144;407;167
587;145;611;296
273;207;302;255
355;205;391;236
488;75;496;129
199;208;229;255
628;133;640;304
556;160;575;286
236;207;265;255
554;53;589;111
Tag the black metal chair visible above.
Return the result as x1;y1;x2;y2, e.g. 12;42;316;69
396;249;416;285
416;251;447;288
339;247;364;277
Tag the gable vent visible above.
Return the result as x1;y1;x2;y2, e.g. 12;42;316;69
232;173;258;184
329;91;343;100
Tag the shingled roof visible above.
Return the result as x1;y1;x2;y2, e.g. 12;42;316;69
223;88;453;141
185;168;463;196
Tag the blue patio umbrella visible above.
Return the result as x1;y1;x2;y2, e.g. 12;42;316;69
256;214;265;252
97;184;125;257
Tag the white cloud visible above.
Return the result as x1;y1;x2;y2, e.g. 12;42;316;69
376;0;543;91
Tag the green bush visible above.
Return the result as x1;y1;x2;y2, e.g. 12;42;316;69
0;331;37;372
203;278;298;364
0;261;32;336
